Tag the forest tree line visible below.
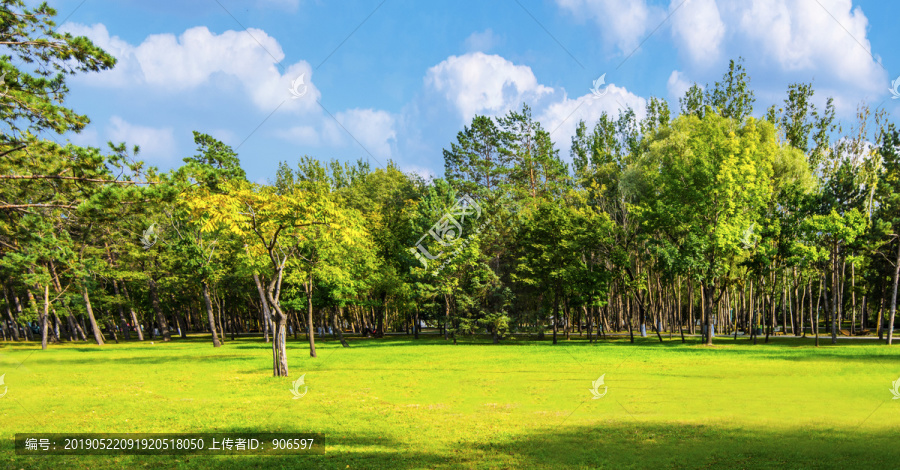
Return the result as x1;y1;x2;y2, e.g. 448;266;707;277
3;1;900;376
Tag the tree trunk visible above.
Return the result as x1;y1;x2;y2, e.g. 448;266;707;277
377;291;386;338
335;307;349;347
2;284;20;341
552;287;559;345
40;285;49;350
252;273;272;342
444;293;450;340
121;283;144;341
829;244;838;345
147;279;171;342
267;277;289;376
887;238;900;345
111;280;131;340
305;276;317;358
81;283;105;346
202;281;221;347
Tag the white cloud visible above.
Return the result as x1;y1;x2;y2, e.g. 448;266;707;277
555;0;660;54
669;0;725;66
662;0;885;116
729;0;883;94
538;85;647;150
424;52;554;123
667;70;693;101
334;109;397;160
61;23;320;112
464;29;502;53
107;116;176;162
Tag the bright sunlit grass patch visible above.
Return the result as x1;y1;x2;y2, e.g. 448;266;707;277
1;334;899;468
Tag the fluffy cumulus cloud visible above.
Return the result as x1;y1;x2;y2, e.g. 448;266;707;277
60;23;320;113
556;0;886;115
408;52;647;167
539;85;647;147
334;108;397;160
669;0;725;66
669;0;884;113
729;0;883;93
424;52;554;124
666;70;693;101
555;0;660;54
107;116;176;162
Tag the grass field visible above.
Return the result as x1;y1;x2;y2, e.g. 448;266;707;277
2;333;900;469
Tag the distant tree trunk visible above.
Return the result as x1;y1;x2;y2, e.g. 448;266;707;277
40;285;49;350
335;307;349;347
305;275;317;358
552;287;559;345
704;281;714;346
830;244;838;345
887;238;900;345
50;308;67;342
147;279;170;342
202;281;221;347
121;283;144;341
815;275;823;347
678;278;685;343
688;279;695;335
414;305;420;340
81;283;105;346
3;284;20;341
444;293;450;340
584;305;592;344
112;280;131;340
106;320;119;344
252;273;272;342
376;291;386;338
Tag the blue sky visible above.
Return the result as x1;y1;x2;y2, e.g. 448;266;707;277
36;0;900;183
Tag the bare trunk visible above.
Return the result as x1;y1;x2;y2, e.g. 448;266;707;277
335;307;349;348
2;284;20;341
306;276;317;358
267;282;289;377
81;283;105;345
252;273;272;342
887;238;900;345
148;279;171;342
121;283;144;341
112;280;131;340
202;281;221;347
40;285;49;350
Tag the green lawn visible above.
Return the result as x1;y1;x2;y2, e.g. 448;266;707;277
1;333;899;469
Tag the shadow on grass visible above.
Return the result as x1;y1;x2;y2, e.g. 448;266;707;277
471;421;900;469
